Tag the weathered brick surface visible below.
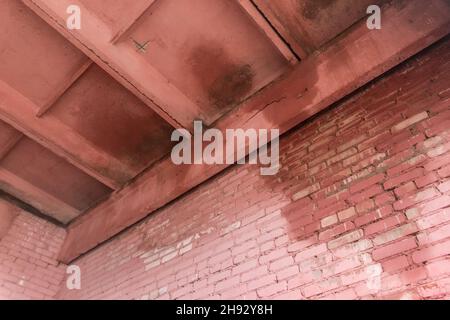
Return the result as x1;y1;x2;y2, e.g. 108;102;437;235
0;200;66;300
53;40;450;300
3;40;449;300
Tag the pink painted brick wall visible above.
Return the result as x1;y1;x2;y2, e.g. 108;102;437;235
0;200;66;299
2;40;450;300
55;39;450;300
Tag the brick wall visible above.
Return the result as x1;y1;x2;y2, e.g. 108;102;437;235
54;39;450;300
0;200;19;239
0;199;66;299
2;39;448;300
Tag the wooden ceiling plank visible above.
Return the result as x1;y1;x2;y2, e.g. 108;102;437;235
58;0;450;263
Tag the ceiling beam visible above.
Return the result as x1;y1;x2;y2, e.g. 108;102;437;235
0;168;79;223
0;190;64;227
0;80;133;189
0;132;23;161
109;0;157;44
58;0;450;263
36;59;93;117
23;0;202;130
236;0;300;64
251;0;312;58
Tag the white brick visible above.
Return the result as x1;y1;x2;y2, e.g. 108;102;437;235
321;214;338;228
391;112;428;133
338;207;356;221
292;183;320;201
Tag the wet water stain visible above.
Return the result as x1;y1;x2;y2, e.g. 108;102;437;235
209;64;254;109
188;44;254;119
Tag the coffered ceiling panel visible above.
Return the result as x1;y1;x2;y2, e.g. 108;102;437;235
0;0;87;109
253;0;389;55
116;0;290;124
47;64;174;173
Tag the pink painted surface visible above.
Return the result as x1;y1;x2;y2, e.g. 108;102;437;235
58;0;450;262
0;138;112;213
0;122;21;158
23;0;291;129
47;64;174;172
53;40;450;299
0;0;86;109
0;202;66;299
0;0;293;223
254;0;389;55
79;0;153;36
0;25;449;302
0;200;19;239
122;0;289;124
0;78;135;188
